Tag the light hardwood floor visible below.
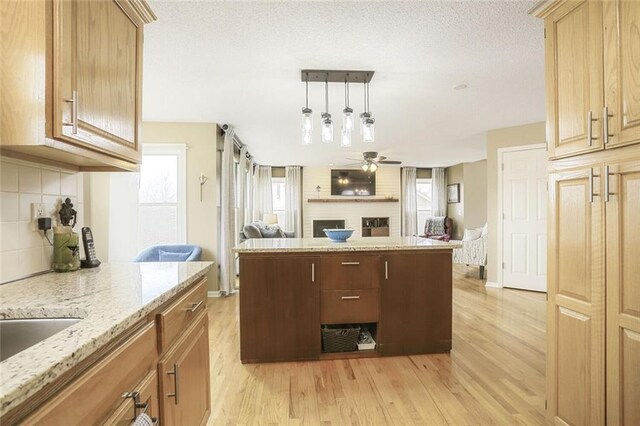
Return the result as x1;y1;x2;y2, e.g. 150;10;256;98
206;265;546;425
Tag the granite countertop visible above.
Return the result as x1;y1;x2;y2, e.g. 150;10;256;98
0;261;213;417
234;236;462;253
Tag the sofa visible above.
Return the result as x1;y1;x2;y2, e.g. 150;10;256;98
421;216;453;241
240;221;295;242
452;224;488;279
133;244;202;262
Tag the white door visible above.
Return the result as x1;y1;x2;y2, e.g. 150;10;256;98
501;147;547;292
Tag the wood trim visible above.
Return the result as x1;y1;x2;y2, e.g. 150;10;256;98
117;0;157;24
529;0;565;18
307;198;399;203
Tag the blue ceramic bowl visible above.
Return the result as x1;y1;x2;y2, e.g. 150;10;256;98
323;229;355;242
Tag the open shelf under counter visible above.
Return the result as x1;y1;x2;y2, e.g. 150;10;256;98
307;198;399;203
319;349;381;360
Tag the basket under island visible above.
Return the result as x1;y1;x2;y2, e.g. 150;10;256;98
233;236;462;363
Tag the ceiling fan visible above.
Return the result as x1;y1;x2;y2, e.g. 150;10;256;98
344;151;402;172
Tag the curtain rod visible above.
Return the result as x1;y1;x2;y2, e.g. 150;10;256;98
221;124;253;160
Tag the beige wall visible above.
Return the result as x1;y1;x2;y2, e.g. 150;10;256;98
464;160;487;229
486;121;545;284
445;164;464;239
445;160;487;240
142;122;219;291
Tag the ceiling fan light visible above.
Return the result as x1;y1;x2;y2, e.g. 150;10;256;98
361;163;369;172
363;118;375;143
369;162;378;172
321;113;333;144
340;129;352;148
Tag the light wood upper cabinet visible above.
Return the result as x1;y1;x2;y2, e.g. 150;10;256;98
53;0;143;163
0;0;155;171
545;0;604;158
603;0;640;150
547;165;605;425
605;159;640;425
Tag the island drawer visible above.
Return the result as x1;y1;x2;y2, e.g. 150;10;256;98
320;289;379;324
320;255;380;290
157;277;207;353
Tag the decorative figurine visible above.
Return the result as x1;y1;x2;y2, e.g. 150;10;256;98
53;198;80;272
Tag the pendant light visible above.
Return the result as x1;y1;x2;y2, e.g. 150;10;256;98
301;73;313;145
362;80;375;143
321;79;333;143
340;78;353;147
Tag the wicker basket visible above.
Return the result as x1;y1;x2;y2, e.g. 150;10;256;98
321;325;361;353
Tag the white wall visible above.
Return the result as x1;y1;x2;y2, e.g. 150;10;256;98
1;157;85;283
302;167;401;237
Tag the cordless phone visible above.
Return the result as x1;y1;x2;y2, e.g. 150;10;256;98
81;227;101;268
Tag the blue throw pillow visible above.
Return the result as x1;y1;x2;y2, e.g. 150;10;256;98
158;250;191;262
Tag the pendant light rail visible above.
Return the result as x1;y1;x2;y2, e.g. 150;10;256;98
301;70;375;83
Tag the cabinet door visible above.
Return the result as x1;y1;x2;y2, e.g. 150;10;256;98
547;166;605;425
239;256;320;362
545;0;604;158
379;251;452;356
53;0;143;163
159;311;211;426
605;159;640;425
603;0;640;150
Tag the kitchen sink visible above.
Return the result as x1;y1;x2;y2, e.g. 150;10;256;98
0;318;81;362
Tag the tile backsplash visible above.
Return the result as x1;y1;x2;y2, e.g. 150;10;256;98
0;157;84;283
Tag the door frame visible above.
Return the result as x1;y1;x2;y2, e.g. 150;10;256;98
497;143;546;289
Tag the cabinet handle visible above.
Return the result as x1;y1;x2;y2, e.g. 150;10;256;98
186;300;203;313
604;165;613;203
167;363;180;404
62;90;78;134
588;168;601;203
341;296;360;300
603;107;614;144
384;261;388;280
587;111;598;146
311;263;315;283
122;391;158;424
341;261;360;265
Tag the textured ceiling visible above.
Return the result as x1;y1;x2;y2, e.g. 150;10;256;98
142;0;544;167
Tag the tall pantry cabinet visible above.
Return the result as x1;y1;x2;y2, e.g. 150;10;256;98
532;1;640;424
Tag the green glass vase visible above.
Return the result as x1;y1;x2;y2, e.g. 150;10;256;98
53;226;80;272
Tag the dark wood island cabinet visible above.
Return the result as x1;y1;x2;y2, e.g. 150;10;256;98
235;237;460;363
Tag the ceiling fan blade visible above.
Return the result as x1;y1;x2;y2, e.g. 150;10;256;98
340;162;363;167
345;158;363;161
378;160;402;164
374;155;387;162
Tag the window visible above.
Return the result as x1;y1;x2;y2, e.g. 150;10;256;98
137;144;186;252
416;178;433;234
272;177;286;226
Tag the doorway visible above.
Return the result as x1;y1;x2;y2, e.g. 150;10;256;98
498;144;547;292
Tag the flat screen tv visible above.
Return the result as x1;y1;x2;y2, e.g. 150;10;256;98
331;169;376;196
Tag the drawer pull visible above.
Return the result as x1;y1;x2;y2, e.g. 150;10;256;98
341;296;360;300
385;261;388;279
186;300;204;313
122;391;158;424
167;363;180;404
341;261;360;265
62;90;78;134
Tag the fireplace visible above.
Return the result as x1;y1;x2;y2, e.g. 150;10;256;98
313;220;346;238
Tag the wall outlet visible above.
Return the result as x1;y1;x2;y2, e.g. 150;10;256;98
31;203;46;231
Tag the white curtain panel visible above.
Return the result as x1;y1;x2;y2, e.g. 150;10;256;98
237;146;248;233
246;159;255;223
432;167;447;217
219;126;237;296
284;166;302;236
252;165;273;221
401;167;418;236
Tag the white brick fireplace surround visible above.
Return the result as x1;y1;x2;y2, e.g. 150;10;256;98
302;167;401;238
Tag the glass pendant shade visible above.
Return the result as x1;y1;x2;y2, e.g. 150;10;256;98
342;107;354;132
359;112;371;135
340;129;352;148
321;113;333;144
363;118;375;143
301;107;313;145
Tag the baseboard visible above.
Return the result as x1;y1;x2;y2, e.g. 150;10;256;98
208;291;222;298
485;281;501;288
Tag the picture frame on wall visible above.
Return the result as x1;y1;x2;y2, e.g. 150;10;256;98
447;183;460;204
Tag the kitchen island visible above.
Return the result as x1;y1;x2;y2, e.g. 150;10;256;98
234;236;461;363
0;262;213;425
